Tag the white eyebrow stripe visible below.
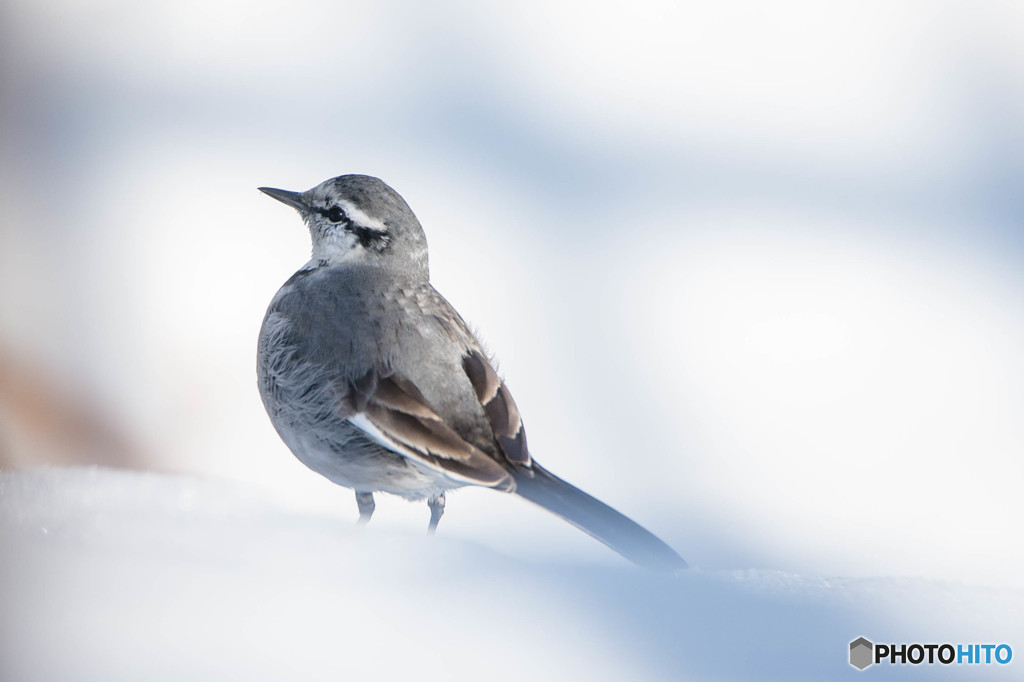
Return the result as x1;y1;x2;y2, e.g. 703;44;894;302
336;199;387;232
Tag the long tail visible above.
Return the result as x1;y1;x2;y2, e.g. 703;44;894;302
511;464;686;572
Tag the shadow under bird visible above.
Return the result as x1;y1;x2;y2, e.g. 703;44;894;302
257;174;686;571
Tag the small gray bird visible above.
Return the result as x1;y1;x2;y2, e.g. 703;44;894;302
257;174;685;571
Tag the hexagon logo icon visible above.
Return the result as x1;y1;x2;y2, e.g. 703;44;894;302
850;637;874;670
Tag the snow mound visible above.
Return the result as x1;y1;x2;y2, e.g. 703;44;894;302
1;467;1019;681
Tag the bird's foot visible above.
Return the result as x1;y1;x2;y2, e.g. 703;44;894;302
427;493;445;534
355;492;375;525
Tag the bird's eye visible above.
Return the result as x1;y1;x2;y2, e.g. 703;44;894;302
326;205;346;223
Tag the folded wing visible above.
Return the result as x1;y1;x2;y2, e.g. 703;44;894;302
342;369;514;490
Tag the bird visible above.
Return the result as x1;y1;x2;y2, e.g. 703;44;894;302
256;174;686;571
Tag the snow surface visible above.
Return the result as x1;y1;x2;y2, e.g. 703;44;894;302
1;467;1020;681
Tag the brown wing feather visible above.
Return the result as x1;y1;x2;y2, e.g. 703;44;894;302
346;370;513;489
461;351;530;466
370;374;440;420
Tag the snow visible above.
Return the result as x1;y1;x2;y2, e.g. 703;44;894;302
1;467;1020;681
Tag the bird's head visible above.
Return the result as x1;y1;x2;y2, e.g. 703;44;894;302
259;174;429;280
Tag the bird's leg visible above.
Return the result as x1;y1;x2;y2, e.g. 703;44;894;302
427;493;445;534
355;492;375;525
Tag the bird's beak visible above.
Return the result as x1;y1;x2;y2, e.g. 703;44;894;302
258;187;308;212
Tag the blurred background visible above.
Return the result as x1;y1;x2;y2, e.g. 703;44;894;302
1;0;1022;588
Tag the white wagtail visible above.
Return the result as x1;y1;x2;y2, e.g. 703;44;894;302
257;174;686;571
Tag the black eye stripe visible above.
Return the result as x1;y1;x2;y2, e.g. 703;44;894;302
352;224;390;251
316;203;390;251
